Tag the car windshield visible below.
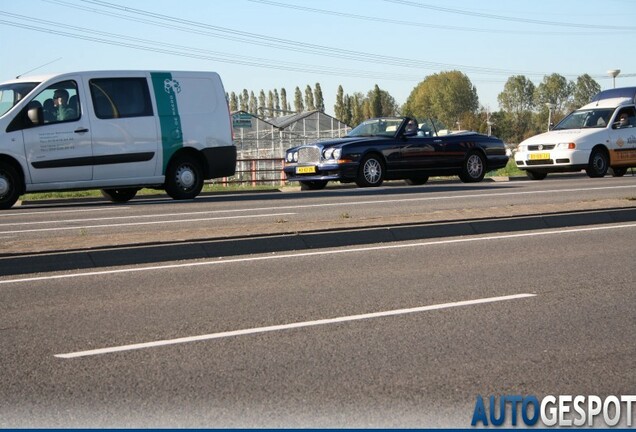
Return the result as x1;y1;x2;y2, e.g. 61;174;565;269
347;117;405;137
0;82;40;117
553;108;615;130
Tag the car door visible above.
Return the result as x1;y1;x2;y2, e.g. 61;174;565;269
85;75;159;181
21;78;92;184
609;107;636;166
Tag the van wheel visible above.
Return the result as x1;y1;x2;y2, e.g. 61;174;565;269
0;162;22;210
459;151;486;183
101;188;139;203
165;155;204;200
586;149;608;178
526;170;548;180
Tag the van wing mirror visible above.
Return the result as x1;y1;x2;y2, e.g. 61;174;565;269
27;106;43;126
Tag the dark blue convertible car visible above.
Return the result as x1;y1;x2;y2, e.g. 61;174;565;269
283;117;509;190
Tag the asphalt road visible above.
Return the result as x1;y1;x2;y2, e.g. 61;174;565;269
2;174;636;256
1;219;635;427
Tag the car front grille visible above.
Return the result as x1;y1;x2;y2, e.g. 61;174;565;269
526;159;554;165
298;146;321;164
528;144;556;151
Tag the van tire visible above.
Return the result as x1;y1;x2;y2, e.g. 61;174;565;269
165;155;204;200
0;162;22;210
101;188;139;203
586;148;609;178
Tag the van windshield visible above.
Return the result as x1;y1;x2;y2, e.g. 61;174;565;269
0;82;40;117
553;108;615;130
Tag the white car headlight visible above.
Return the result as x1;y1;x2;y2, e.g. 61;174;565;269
556;142;576;150
286;152;293;162
323;148;335;159
293;151;298;162
333;148;342;160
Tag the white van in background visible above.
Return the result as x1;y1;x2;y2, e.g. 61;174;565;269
0;70;236;209
515;87;636;180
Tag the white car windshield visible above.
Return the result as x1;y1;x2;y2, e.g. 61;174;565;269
553;108;615;130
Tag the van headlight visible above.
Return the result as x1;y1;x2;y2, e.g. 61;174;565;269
556;142;576;150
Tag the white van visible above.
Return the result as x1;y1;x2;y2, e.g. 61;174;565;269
515;87;636;180
0;70;236;209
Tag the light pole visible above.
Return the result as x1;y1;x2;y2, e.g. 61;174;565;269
607;69;621;88
545;103;556;131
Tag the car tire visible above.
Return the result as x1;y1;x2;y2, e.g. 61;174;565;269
585;148;609;178
165;155;204;200
355;154;384;187
101;188;139;203
300;180;328;190
459;151;486;183
610;167;627;177
404;175;429;185
526;170;548;180
0;162;22;210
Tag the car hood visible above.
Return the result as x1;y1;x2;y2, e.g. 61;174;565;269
292;136;384;150
520;128;605;145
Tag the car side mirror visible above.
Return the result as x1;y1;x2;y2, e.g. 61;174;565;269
27;107;43;126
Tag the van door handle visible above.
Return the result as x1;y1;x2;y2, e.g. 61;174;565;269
74;127;89;133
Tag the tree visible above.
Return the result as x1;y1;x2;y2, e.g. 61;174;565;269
304;85;315;111
240;89;249;111
497;75;536;142
343;94;353;126
314;83;325;112
274;89;281;116
280;88;288;114
570;74;601;111
267;90;275;117
294;86;304;112
334;85;345;121
351;92;365;126
229;91;238;112
404;70;479;127
258;90;266;116
534;73;573;114
370;84;382;118
249;91;257;115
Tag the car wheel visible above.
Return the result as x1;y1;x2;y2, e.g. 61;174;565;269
165;155;204;200
585;148;609;178
300;180;328;190
526;170;548;180
610;167;627;177
459;151;486;183
404;175;429;185
0;162;22;210
355;154;384;187
101;188;139;203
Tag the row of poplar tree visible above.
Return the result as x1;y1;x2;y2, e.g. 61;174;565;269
229;70;605;143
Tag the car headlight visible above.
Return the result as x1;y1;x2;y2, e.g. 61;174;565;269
517;144;527;152
286;152;293;163
333;148;342;160
293;151;298;162
323;148;335;160
556;142;576;150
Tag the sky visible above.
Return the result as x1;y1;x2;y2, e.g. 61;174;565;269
1;0;633;117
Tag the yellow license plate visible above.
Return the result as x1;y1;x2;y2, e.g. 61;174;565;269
296;166;317;174
529;153;550;160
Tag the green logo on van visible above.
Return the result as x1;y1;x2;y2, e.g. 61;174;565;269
151;72;183;174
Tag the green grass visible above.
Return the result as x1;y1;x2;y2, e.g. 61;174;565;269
489;158;524;177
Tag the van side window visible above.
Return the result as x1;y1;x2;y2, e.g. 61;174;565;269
89;78;153;119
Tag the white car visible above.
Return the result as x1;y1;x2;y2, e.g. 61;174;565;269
515;87;636;180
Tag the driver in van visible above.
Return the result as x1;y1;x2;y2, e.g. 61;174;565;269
53;88;76;121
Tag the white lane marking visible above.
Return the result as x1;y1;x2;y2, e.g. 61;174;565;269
0;208;293;227
55;293;536;358
0;213;295;235
0;206;130;217
2;222;636;286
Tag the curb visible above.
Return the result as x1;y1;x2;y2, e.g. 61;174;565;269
2;206;635;277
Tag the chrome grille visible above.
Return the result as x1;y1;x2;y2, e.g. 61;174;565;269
528;144;556;151
298;146;321;164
